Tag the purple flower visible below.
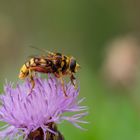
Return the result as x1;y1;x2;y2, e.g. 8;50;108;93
0;77;88;140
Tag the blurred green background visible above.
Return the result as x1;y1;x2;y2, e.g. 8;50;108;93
1;0;140;140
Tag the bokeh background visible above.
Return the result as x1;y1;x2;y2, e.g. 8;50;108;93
0;0;140;140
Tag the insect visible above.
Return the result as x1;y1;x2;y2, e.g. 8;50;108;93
19;49;80;97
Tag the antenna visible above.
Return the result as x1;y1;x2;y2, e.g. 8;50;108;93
29;45;53;54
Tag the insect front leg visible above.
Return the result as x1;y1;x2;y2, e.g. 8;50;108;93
70;73;76;87
60;77;68;97
29;69;35;94
55;72;68;97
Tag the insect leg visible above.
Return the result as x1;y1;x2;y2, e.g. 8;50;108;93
70;73;76;87
60;77;68;97
29;70;35;94
55;72;68;97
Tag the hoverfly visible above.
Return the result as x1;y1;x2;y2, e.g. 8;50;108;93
19;47;80;97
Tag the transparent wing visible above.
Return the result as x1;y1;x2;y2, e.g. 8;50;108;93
27;54;47;59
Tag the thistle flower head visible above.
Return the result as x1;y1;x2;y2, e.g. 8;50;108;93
0;76;88;140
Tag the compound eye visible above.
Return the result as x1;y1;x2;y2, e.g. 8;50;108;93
70;59;76;72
